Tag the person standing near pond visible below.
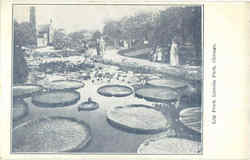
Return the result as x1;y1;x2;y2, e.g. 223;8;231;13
170;38;179;66
155;46;163;62
96;38;100;56
99;37;105;56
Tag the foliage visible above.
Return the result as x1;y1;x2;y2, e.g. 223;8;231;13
14;20;37;47
103;21;122;47
191;7;202;58
68;31;86;50
103;21;122;40
13;46;29;84
38;60;95;73
102;6;202;58
52;29;67;50
92;31;102;40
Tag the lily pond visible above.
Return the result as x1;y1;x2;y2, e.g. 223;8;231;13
12;49;202;154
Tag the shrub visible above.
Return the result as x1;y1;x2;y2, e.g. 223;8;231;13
13;46;29;84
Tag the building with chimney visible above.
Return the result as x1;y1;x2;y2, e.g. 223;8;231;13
29;6;55;48
37;19;55;47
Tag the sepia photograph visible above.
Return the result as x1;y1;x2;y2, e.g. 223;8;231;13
11;4;202;154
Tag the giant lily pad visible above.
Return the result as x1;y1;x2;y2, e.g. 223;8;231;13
12;116;91;152
179;107;201;133
32;90;80;108
137;136;201;154
107;104;169;133
97;85;133;97
147;79;187;90
13;99;29;121
135;87;179;103
45;80;85;90
13;84;43;98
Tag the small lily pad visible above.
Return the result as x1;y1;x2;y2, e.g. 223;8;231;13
78;101;99;111
45;80;85;90
32;90;80;108
135;87;179;103
97;85;133;97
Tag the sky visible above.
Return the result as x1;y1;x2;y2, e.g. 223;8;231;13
13;5;168;33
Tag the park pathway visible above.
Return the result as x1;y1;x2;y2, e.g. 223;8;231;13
102;48;201;81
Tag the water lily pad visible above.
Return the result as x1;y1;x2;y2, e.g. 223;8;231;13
13;84;43;98
135;87;179;103
32;90;80;108
12;116;91;152
107;104;169;134
147;79;187;90
179;107;201;133
13;99;29;121
78;101;99;111
97;85;133;97
45;80;85;90
137;136;201;154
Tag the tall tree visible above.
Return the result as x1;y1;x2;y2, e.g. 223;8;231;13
52;29;66;50
68;31;86;49
92;31;102;40
103;20;122;48
14;20;37;47
13;46;29;84
192;7;202;58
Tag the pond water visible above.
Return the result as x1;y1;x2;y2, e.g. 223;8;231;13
13;76;156;153
13;53;201;153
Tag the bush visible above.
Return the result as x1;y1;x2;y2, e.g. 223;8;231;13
13;47;29;84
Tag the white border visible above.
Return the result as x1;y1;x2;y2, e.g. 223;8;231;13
1;1;249;160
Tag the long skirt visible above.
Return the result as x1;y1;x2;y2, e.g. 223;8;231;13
99;44;105;56
170;48;179;66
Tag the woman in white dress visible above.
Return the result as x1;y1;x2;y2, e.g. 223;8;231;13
170;39;179;66
156;46;163;62
99;37;105;56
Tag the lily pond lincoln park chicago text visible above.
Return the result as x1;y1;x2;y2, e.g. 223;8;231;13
12;5;202;154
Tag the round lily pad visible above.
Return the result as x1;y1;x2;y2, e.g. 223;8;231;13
13;99;29;121
78;101;99;111
45;80;85;90
12;116;91;152
107;104;169;134
13;84;43;98
179;107;201;133
137;136;201;154
135;87;179;103
97;85;133;97
147;79;187;90
32;90;80;108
